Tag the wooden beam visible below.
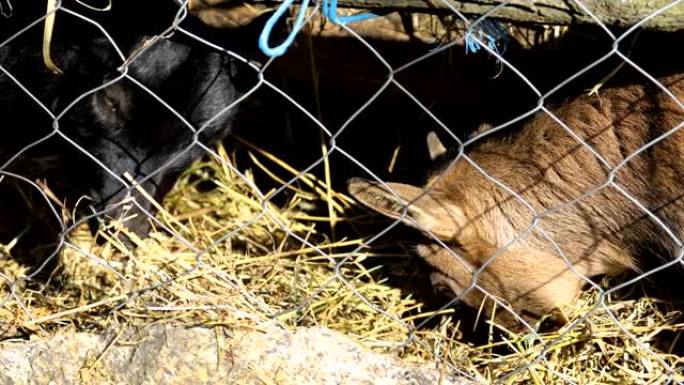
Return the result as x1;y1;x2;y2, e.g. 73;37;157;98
192;0;684;31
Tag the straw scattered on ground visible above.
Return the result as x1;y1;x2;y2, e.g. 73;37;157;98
1;139;684;384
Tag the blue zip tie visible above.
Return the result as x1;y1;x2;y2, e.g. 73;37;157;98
258;0;312;58
465;20;509;56
259;0;380;58
322;0;379;24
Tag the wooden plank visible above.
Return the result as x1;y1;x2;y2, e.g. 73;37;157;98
191;0;684;31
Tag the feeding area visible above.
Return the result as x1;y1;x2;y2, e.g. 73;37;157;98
1;0;684;383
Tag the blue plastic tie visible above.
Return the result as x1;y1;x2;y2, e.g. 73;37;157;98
464;20;509;56
259;0;380;58
322;0;379;24
258;0;311;58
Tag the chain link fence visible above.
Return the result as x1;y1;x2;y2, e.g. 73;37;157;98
1;0;684;383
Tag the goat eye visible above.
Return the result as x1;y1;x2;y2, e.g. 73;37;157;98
92;89;128;129
96;85;131;120
101;94;117;113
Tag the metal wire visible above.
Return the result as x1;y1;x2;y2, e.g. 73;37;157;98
0;0;683;383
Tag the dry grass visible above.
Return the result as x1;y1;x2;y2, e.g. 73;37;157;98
0;4;676;382
1;138;683;383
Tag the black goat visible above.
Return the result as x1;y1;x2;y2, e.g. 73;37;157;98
0;1;261;261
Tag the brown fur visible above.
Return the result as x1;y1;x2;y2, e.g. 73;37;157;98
348;74;684;328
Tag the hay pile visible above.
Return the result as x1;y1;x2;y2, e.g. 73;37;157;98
1;139;684;383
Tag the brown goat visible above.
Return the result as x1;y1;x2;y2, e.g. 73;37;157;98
348;74;684;329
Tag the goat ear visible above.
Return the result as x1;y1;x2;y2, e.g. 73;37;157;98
347;178;464;240
426;131;447;161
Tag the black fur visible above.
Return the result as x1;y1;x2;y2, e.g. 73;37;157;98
0;1;259;259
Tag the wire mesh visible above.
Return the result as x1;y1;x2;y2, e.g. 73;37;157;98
1;0;684;383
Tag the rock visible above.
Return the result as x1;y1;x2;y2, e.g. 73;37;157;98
0;324;475;384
